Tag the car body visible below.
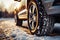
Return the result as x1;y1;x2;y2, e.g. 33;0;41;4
14;0;60;19
14;0;60;35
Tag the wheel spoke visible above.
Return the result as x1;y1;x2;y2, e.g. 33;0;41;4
29;6;32;14
32;5;36;13
32;21;34;29
29;4;37;30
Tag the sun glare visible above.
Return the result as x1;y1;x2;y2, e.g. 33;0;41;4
0;0;22;13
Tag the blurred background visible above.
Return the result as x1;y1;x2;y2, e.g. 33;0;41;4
0;0;23;18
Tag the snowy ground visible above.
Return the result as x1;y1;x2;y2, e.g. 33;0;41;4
0;18;60;40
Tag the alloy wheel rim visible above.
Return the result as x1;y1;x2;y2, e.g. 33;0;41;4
28;2;38;32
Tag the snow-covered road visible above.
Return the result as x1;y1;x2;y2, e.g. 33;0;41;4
0;18;60;40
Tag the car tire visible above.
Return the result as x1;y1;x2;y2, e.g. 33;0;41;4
34;2;55;36
35;11;54;36
40;16;55;36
